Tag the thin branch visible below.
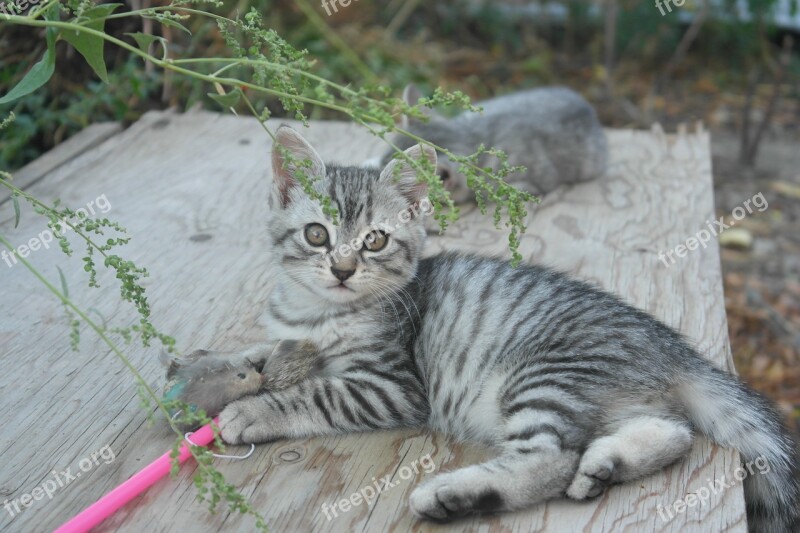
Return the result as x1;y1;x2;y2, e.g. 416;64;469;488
739;66;760;166
658;0;709;92
386;0;423;39
743;35;793;166
739;35;794;168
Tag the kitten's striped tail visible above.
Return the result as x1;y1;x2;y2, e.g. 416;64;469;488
678;363;800;533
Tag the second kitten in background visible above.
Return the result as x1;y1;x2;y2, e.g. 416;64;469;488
375;85;608;203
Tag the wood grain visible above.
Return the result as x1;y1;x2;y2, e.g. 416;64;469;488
0;111;746;532
0;121;123;205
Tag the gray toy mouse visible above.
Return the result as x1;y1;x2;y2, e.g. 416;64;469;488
160;340;319;429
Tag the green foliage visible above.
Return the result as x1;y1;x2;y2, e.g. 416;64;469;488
274;142;340;221
0;11;57;104
615;0;790;71
0;56;162;170
207;86;241;108
12;193;20;228
15;183;175;351
458;145;533;259
125;31;168;56
616;0;682;64
60;3;122;83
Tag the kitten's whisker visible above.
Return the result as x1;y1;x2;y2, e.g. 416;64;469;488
372;283;402;328
391;283;423;324
373;279;417;336
365;286;388;328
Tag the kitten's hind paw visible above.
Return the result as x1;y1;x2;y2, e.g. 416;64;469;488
566;458;614;500
410;476;504;521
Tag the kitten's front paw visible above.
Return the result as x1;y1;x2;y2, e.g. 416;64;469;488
410;476;504;521
219;396;271;444
566;457;615;500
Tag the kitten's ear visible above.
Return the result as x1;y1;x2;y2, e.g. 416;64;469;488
380;144;437;207
400;84;442;129
271;125;325;208
402;84;423;107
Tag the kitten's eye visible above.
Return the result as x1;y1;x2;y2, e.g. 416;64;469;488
363;230;389;252
438;169;450;182
304;223;328;247
237;373;247;379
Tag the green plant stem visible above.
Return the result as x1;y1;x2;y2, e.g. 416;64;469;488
27;0;58;20
4;15;356;113
171;57;360;97
210;62;240;78
241;92;276;140
102;5;231;24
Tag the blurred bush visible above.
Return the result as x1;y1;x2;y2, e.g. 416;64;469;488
1;0;797;170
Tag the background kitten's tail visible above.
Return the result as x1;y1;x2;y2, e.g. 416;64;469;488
679;363;800;532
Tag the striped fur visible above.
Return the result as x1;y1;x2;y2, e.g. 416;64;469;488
219;126;799;531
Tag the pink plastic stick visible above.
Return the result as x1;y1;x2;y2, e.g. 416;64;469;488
54;418;219;533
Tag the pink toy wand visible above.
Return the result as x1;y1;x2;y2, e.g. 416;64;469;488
54;419;219;533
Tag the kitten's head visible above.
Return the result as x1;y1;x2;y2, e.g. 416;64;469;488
379;84;474;203
268;125;435;305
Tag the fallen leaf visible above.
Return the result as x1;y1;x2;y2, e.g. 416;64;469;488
719;228;754;250
770;181;800;200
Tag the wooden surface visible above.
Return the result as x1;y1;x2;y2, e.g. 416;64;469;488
0;121;122;205
0;110;746;532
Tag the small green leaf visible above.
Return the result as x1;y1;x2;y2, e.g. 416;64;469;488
89;3;123;14
147;15;192;36
207;88;242;108
125;32;167;56
57;265;69;298
61;5;121;84
0;26;56;104
87;307;108;329
12;194;20;228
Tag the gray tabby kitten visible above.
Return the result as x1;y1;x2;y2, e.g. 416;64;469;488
219;126;799;531
376;85;608;202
